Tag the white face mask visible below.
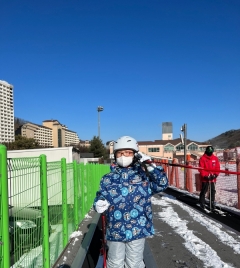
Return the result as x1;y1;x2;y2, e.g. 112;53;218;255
116;156;133;167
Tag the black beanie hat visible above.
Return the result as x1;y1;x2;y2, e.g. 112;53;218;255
205;146;214;154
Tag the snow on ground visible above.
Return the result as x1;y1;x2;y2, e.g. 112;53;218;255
176;163;238;207
11;197;240;268
168;185;240;214
152;195;240;268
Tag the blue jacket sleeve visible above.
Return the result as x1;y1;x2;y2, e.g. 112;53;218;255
93;175;110;211
148;165;168;194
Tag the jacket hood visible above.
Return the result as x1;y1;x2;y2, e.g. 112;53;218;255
203;153;215;160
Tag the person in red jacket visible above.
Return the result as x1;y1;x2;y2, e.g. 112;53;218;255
199;146;220;210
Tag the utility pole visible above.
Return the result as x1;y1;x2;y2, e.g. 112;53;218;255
97;106;104;139
181;123;187;188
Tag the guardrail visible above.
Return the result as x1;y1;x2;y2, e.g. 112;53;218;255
0;145;110;268
153;157;240;209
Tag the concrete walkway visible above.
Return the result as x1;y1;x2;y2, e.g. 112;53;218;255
53;194;240;268
146;194;240;268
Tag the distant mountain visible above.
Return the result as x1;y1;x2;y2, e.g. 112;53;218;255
205;129;240;149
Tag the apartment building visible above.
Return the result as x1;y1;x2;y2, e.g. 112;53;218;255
42;120;80;147
0;80;14;143
41;120;65;147
65;129;81;146
16;120;80;148
16;122;53;147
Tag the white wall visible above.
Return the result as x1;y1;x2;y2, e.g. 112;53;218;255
7;147;73;163
7;147;75;207
79;158;99;164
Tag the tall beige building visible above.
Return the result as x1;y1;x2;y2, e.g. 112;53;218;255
0;80;14;143
16;119;80;148
17;122;53;147
65;129;81;146
42;120;80;147
43;120;66;147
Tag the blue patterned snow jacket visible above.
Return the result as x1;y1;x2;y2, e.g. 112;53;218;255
93;162;168;242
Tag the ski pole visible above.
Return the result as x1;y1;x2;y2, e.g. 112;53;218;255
209;181;212;211
101;212;107;268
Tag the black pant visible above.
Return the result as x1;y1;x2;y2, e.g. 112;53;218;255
199;182;216;205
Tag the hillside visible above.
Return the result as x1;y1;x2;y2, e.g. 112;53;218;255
205;129;240;149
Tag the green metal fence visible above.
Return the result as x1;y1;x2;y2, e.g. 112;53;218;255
0;145;110;268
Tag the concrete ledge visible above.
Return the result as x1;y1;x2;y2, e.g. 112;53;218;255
53;209;159;268
71;213;100;268
52;209;100;268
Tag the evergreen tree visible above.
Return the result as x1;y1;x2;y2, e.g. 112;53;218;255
3;135;42;150
14;117;28;130
89;136;108;159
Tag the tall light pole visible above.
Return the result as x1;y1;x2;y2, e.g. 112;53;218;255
181;123;187;188
97;106;104;138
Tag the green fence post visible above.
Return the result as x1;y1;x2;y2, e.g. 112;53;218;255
86;164;89;211
0;145;10;268
73;160;78;230
92;164;95;206
95;164;99;194
88;164;91;208
40;154;50;268
81;163;85;217
61;158;68;246
90;164;93;204
76;164;81;223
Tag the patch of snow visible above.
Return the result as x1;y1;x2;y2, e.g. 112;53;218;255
70;230;82;239
85;213;92;218
152;196;240;267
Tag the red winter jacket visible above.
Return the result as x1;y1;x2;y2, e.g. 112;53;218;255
198;153;220;182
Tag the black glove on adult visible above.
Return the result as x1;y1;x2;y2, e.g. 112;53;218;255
204;175;217;181
204;175;212;181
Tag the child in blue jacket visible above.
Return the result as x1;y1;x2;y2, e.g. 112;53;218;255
94;136;168;268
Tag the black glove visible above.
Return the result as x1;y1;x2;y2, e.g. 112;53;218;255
203;175;212;181
204;175;217;181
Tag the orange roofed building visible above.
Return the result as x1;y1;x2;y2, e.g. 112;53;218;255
108;138;210;162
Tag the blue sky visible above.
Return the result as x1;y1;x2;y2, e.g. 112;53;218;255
1;0;240;145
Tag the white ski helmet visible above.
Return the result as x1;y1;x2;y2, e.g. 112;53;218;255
113;136;139;153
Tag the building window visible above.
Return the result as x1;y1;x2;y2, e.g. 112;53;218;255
188;144;198;151
58;129;62;147
176;144;184;151
164;144;174;152
148;147;160;152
